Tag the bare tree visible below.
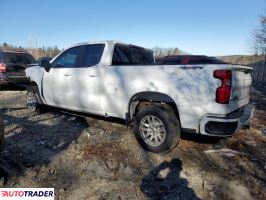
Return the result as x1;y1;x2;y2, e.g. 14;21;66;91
152;46;188;60
253;14;266;55
259;15;266;54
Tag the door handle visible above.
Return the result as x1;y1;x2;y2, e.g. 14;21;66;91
89;73;97;77
64;73;71;76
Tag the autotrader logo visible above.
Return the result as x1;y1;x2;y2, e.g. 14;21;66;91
0;188;54;199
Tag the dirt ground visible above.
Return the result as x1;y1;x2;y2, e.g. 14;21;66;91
0;87;265;200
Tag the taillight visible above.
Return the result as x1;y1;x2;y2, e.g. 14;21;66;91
213;70;231;104
0;63;6;73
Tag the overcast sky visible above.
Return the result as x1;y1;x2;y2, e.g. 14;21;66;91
0;0;265;56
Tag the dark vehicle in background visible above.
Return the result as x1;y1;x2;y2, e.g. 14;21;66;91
0;50;35;89
27;57;53;68
37;56;52;64
0;115;4;150
158;55;225;65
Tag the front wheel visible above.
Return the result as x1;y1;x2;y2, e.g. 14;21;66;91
26;90;44;113
133;106;181;153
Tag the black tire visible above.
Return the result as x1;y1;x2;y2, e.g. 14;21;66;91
26;87;45;114
133;105;181;153
0;115;4;151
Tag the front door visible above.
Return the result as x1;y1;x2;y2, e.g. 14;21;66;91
42;45;86;109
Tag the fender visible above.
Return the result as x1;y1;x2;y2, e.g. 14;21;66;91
25;66;47;103
27;83;44;104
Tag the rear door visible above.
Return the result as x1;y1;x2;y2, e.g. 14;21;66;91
229;65;253;111
65;44;105;113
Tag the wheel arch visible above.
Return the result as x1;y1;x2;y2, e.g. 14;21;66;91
27;81;44;104
127;91;180;124
28;81;38;86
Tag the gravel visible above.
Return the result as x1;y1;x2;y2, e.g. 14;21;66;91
0;88;265;200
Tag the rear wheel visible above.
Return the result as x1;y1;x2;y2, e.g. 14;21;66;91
133;105;181;153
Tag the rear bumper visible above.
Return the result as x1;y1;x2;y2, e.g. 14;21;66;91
199;103;255;137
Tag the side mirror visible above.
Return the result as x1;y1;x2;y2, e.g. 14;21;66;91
39;59;51;72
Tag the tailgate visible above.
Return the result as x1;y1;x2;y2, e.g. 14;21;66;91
229;65;253;111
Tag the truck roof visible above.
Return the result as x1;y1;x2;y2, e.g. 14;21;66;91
69;40;127;48
67;40;152;51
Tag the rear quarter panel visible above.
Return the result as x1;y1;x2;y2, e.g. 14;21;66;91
101;64;233;130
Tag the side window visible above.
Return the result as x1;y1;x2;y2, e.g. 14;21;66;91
52;46;85;68
81;44;105;67
112;46;130;65
112;45;154;65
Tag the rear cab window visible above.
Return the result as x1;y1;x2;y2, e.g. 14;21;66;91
112;44;154;65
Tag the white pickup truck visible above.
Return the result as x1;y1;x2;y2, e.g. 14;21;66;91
25;40;254;153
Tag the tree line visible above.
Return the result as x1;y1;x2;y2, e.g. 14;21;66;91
0;43;61;59
152;47;188;60
0;42;188;60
